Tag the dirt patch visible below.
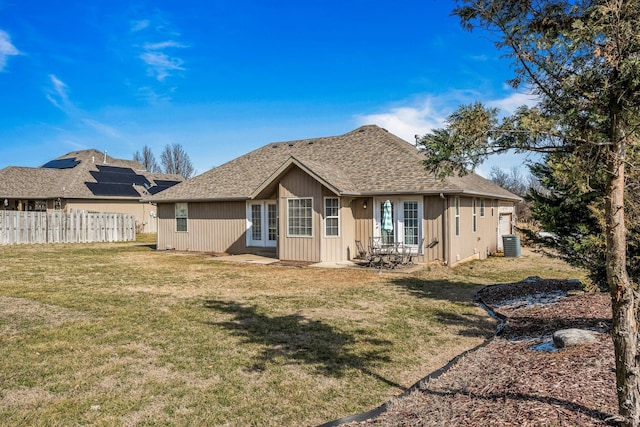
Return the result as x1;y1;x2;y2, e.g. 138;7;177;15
340;279;617;426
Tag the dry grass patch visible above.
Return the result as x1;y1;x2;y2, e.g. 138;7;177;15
0;242;583;426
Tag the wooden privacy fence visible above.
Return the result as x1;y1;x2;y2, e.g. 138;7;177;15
0;211;136;245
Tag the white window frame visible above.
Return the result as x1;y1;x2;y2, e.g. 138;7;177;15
287;197;313;237
175;203;188;232
480;199;485;218
324;197;340;238
472;198;477;233
246;200;278;247
373;198;423;251
454;196;460;237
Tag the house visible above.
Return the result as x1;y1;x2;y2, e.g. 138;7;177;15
147;125;520;265
0;149;183;233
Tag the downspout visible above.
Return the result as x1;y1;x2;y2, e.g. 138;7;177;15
442;194;448;266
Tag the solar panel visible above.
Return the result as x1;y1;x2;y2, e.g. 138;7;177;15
42;158;81;169
96;165;136;174
90;170;150;186
85;182;142;197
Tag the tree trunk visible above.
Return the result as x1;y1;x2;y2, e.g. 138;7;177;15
607;112;640;427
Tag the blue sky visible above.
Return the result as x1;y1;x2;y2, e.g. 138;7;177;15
0;0;538;177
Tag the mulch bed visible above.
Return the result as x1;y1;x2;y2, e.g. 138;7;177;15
342;278;618;426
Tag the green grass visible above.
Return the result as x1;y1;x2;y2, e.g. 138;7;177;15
0;243;584;426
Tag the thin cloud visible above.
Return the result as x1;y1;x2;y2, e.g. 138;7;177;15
139;51;185;81
130;20;150;32
143;40;186;50
46;74;73;112
0;29;20;72
81;118;123;139
132;14;188;82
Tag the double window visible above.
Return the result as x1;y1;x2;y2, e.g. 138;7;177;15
287;198;313;237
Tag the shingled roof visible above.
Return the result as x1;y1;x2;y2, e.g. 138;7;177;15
147;125;521;202
0;149;183;200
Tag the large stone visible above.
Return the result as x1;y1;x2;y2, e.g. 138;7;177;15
553;328;599;348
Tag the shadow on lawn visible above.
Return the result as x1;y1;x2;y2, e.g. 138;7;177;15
388;277;482;303
389;277;496;338
204;299;404;389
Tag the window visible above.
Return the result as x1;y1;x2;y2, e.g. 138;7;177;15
324;197;339;237
403;201;419;245
251;204;262;240
287;198;313;237
268;204;278;241
455;197;460;236
175;203;188;232
491;200;495;216
472;198;477;232
480;199;485;217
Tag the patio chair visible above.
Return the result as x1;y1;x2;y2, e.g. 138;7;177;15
355;240;368;260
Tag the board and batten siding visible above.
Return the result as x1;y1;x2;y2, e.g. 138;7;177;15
352;197;373;258
319;188;352;263
446;196;501;264
423;195;445;263
157;201;247;253
278;167;322;262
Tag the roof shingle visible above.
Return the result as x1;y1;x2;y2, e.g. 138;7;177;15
147;125;521;202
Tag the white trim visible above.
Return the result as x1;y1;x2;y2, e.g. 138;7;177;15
175;202;188;232
246;200;277;247
286;197;314;238
373;197;423;252
323;197;340;238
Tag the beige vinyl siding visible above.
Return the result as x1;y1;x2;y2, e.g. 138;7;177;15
278;167;322;262
447;196;501;264
352;197;373;256
476;198;500;256
448;196;475;264
340;199;356;261
157;201;247;253
320;189;347;263
423;195;445;263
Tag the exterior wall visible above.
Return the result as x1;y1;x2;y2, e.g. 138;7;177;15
157;201;248;253
423;195;445;262
278;167;323;262
446;196;503;265
352;197;373;257
64;199;158;233
319;188;351;263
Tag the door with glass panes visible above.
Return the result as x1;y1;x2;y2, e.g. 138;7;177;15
247;201;277;247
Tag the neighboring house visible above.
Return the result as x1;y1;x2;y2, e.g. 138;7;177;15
147;125;521;265
0;149;183;233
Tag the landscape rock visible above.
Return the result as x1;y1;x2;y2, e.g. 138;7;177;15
553;328;599;348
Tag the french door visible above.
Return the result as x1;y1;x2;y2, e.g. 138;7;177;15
247;201;277;247
373;198;422;250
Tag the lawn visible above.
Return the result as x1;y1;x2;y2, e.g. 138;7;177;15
0;241;585;426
